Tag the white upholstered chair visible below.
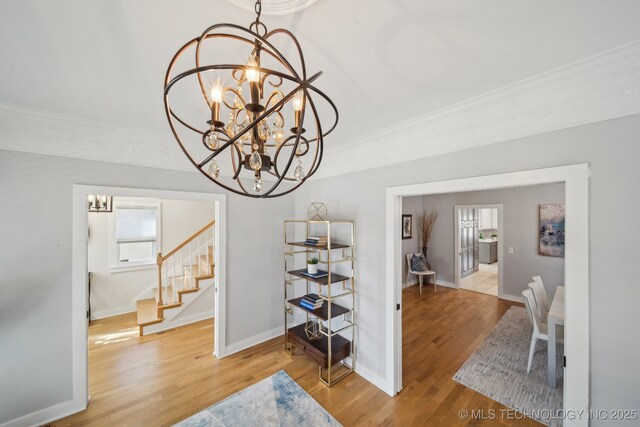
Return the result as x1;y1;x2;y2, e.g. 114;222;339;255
522;286;563;373
522;288;548;373
406;253;437;294
529;275;550;319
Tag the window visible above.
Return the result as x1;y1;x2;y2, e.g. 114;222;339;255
110;201;161;271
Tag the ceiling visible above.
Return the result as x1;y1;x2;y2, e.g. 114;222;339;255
1;0;640;169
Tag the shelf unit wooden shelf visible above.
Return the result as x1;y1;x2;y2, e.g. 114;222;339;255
286;269;351;285
284;219;356;387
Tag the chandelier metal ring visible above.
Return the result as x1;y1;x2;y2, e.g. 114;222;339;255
163;9;338;198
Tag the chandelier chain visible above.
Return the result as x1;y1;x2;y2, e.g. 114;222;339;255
250;0;266;36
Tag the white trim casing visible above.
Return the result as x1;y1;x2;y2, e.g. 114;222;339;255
69;185;227;425
385;164;590;427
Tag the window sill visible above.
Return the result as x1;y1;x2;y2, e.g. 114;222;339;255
109;263;157;274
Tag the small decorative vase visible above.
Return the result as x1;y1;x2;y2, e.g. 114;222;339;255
307;264;318;275
421;246;432;270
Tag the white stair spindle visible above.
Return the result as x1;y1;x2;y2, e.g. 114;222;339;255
190;241;193;289
164;262;168;306
180;248;184;291
197;235;201;275
173;255;176;303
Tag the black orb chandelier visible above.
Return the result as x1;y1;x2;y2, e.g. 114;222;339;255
163;0;338;198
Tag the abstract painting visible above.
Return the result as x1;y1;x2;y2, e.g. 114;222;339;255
539;204;565;257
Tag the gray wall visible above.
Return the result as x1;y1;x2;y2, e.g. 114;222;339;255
0;150;293;424
418;184;565;298
294;114;640;422
2;114;640;425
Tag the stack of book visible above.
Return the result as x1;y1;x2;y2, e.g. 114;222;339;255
299;293;323;311
304;236;328;247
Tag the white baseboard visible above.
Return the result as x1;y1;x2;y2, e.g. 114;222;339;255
404;279;457;290
143;310;215;335
0;398;85;427
435;279;456;289
224;326;283;357
355;364;391;396
91;305;135;320
499;293;523;303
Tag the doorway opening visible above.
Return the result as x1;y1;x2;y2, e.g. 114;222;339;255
71;185;227;413
455;204;502;297
387;164;589;425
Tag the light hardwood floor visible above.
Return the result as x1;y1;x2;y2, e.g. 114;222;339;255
53;287;540;426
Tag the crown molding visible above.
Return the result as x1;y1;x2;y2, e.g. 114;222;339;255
315;40;640;179
0;102;195;172
223;0;319;16
1;41;638;179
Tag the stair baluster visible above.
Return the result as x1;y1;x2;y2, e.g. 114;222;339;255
180;248;185;291
140;220;215;335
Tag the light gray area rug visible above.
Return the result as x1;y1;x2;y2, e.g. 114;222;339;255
174;370;342;427
454;306;563;427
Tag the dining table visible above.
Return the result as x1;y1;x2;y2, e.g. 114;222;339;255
547;285;565;387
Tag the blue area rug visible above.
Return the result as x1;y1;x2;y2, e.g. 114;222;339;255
174;370;342;427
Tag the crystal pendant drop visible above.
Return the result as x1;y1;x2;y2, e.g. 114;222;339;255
240;123;251;142
258;120;270;140
207;160;220;179
275;115;284;128
294;164;305;181
205;132;218;150
249;151;262;171
253;176;263;192
274;126;284;144
226;117;236;138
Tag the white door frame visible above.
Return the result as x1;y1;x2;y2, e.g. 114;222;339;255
454;204;504;297
385;164;589;426
71;185;227;414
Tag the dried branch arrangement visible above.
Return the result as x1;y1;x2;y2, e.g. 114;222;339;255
418;208;439;247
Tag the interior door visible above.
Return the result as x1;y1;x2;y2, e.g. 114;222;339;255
459;208;479;278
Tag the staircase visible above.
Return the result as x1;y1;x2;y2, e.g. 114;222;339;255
136;220;215;336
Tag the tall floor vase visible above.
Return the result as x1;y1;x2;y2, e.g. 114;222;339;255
422;246;432;270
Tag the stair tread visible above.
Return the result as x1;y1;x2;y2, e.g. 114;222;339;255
136;298;162;326
159;302;182;309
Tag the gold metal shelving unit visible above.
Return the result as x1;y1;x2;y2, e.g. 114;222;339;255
284;220;356;386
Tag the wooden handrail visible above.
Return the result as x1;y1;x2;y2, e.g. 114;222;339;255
159;219;215;263
156;219;215;309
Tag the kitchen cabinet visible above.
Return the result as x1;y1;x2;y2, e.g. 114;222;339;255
479;241;498;264
479;208;498;230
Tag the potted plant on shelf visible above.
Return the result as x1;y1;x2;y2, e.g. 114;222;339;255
307;257;319;275
417;207;439;270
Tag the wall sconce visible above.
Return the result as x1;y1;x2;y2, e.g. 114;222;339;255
88;195;113;213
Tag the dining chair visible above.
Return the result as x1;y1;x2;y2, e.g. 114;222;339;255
522;288;548;373
406;253;437;294
530;276;550;319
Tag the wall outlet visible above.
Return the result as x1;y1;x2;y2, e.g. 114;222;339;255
508;247;514;254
